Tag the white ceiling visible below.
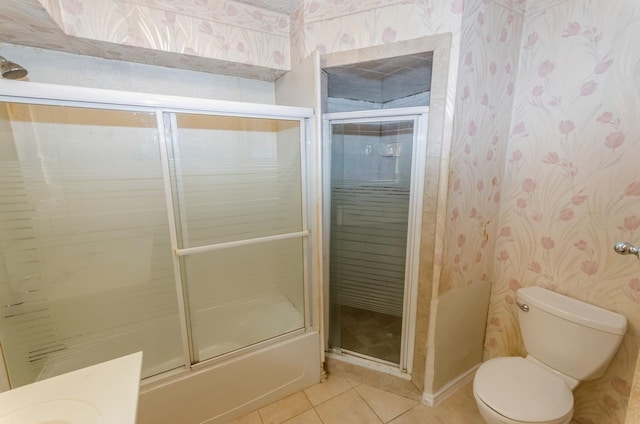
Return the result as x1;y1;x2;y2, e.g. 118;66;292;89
233;0;303;13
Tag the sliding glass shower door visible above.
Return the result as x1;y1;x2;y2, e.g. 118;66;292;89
0;96;311;388
0;103;184;387
325;111;425;369
166;114;306;364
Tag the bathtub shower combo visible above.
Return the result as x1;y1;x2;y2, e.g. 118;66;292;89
0;81;320;422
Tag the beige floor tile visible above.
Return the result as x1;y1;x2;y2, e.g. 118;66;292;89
431;384;484;423
282;409;323;424
225;410;262;424
388;404;443;424
355;384;419;423
315;389;383;424
304;375;353;406
258;391;312;424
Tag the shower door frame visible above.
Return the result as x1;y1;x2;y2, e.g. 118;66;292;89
322;106;428;376
0;79;319;389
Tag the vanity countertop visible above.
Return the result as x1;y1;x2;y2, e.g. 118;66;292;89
0;351;142;424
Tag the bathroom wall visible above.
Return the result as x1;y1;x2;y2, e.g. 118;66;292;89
5;0;640;420
484;1;640;422
433;0;524;391
299;3;640;420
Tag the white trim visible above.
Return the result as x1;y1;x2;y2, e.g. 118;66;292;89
401;110;429;374
299;120;313;330
175;231;310;257
0;80;313;119
156;111;193;371
422;364;480;407
321;117;332;359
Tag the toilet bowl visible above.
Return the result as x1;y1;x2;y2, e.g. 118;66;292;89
473;357;572;424
473;287;626;424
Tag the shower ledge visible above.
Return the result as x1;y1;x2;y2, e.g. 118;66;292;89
0;351;142;424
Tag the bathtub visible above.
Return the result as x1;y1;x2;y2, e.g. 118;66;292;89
33;291;320;424
137;293;321;424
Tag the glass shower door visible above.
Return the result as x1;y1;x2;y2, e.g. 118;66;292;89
166;113;307;364
0;102;184;387
327;117;416;365
0;87;315;391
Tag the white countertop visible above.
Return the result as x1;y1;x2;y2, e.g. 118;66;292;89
0;352;143;424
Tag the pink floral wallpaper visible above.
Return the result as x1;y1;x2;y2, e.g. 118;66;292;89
3;0;640;421
0;0;291;80
444;0;522;297
479;1;640;422
290;0;463;66
307;0;640;420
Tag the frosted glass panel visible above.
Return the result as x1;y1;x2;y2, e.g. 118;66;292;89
169;113;306;362
184;239;304;361
170;114;302;247
0;103;184;387
329;120;414;364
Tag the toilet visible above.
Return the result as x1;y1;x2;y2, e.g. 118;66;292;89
473;286;627;424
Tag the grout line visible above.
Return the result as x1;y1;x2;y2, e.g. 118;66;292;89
351;386;385;424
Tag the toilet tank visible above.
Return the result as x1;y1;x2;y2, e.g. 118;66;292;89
517;287;627;382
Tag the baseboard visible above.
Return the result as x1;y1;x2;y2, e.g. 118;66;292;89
422;363;480;407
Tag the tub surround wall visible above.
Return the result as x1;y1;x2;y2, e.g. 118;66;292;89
0;43;274;102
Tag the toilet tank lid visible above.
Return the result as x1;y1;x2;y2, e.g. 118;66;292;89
517;287;627;335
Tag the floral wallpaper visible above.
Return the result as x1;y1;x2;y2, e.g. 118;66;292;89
305;0;640;421
0;0;290;80
480;1;640;422
3;0;640;421
290;0;463;66
443;0;522;296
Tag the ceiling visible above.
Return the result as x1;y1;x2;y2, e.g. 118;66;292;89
324;52;433;104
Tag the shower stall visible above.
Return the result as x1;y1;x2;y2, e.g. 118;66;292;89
0;80;320;421
323;108;427;374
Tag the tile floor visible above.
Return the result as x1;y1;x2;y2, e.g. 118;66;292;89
226;374;485;424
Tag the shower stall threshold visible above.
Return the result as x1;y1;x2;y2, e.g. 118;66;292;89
325;350;411;381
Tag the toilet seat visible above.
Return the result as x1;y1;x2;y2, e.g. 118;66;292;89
474;357;573;423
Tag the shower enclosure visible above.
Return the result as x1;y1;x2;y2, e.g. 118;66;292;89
0;80;319;408
324;108;427;374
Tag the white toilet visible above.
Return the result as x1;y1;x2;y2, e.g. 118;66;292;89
473;286;627;424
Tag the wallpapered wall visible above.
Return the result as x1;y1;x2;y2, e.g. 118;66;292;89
433;0;523;392
5;0;640;421
293;0;640;421
482;1;640;422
